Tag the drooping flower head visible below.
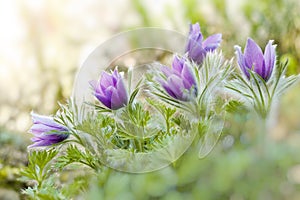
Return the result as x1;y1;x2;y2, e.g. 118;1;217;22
159;55;197;101
28;112;69;147
235;38;276;81
185;23;222;64
90;69;128;110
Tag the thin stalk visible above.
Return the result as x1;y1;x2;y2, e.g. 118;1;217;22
255;115;269;157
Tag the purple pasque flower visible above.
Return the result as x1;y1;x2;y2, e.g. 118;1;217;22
28;112;69;147
159;55;197;101
235;38;276;81
90;69;128;110
185;23;222;64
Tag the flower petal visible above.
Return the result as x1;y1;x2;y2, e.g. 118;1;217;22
244;38;264;77
29;134;68;147
91;70;128;110
161;66;173;78
115;78;128;107
100;71;114;91
28;113;69;148
185;23;204;62
181;63;196;90
110;89;123;110
95;92;111;108
187;41;206;64
172;55;184;74
264;40;276;80
31;112;54;125
188;23;202;42
31;112;67;131
203;33;222;51
29;139;52;148
106;86;126;109
89;80;102;94
30;124;58;135
235;45;249;78
167;75;186;100
162;83;177;99
112;69;120;86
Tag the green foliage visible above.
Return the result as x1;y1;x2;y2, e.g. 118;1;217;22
225;99;247;114
226;60;299;118
192;51;233;118
60;173;91;199
76;112;115;148
20;149;64;199
55;145;97;170
79;140;300;200
20;149;58;185
20;147;94;200
22;177;65;200
120;103;151;129
17;1;300;199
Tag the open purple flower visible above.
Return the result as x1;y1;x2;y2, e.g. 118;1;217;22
235;38;276;81
28;112;69;147
185;23;222;64
159;55;197;101
90;69;128;110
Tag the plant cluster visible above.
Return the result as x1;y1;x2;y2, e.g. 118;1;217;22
21;23;299;199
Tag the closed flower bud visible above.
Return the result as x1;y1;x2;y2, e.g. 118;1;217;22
28;112;69;147
90;69;128;110
235;38;276;81
159;55;197;101
185;23;222;64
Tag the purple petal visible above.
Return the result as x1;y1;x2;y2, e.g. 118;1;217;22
100;71;114;91
186;23;203;53
112;69;120;86
31;112;67;131
28;113;69;148
161;66;173;77
29;140;53;148
29;124;62;135
29;134;68;147
95;92;111;108
92;69;128;110
244;38;264;78
89;80;102;94
31;112;55;126
104;86;119;109
172;55;184;74
187;40;206;64
110;89;123;110
32;133;66;141
116;78;128;105
167;75;186;100
190;23;201;34
109;79;128;110
264;40;276;80
162;83;177;99
189;23;202;41
181;63;196;89
203;33;222;51
235;45;249;78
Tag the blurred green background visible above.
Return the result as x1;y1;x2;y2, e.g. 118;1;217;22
1;0;300;199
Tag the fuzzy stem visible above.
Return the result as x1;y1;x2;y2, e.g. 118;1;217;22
256;115;268;157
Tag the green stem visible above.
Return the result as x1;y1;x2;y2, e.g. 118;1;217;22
256;115;268;157
140;129;144;152
165;115;170;135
